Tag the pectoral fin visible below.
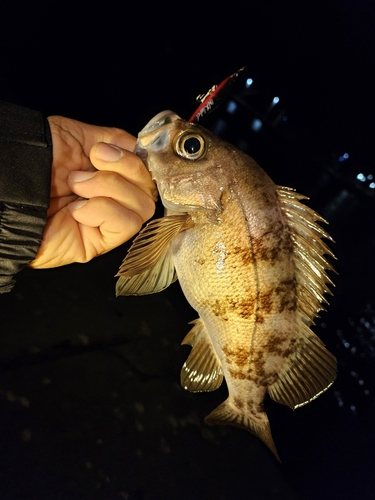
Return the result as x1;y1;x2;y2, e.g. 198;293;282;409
181;318;223;392
116;249;177;296
116;214;192;296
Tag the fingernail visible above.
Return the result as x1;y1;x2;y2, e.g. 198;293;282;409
68;199;88;211
69;171;96;182
95;142;124;162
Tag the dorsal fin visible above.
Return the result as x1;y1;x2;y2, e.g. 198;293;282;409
181;318;223;392
268;318;337;409
268;187;338;409
277;186;337;326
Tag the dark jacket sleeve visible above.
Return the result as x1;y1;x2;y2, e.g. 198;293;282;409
0;101;52;293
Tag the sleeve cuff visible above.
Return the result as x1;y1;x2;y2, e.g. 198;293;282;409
0;101;52;292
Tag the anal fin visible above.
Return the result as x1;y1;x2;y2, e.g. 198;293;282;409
181;318;223;392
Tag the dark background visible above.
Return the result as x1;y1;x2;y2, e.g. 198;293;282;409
0;1;374;499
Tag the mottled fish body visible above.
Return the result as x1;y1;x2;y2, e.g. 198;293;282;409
116;111;337;460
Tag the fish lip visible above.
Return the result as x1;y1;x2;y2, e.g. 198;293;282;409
135;110;181;166
135;110;181;173
138;110;180;139
134;141;148;164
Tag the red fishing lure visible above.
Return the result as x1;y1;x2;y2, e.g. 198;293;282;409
189;67;245;123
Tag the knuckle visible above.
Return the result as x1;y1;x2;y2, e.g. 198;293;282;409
128;154;146;175
104;170;120;184
126;210;144;236
141;196;156;222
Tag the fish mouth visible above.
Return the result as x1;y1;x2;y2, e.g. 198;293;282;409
134;141;148;164
137;110;181;155
135;110;181;173
138;110;180;139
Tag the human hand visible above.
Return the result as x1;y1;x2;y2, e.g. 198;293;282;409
30;116;157;268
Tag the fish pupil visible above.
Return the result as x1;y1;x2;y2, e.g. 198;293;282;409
184;137;201;154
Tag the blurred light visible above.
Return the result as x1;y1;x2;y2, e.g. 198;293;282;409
367;174;373;180
272;96;280;105
226;100;237;114
369;182;375;189
282;115;288;122
350;405;357;415
245;78;253;88
213;118;227;135
357;173;366;182
334;391;344;408
338;152;349;162
251;118;263;132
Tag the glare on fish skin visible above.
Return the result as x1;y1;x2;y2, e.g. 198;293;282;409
213;241;227;274
294;382;334;409
188;370;216;384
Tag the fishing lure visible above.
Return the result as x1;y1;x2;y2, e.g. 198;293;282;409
188;67;245;123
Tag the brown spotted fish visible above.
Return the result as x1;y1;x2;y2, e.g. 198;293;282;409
116;110;337;460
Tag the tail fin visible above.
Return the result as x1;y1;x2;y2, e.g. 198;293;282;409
204;399;280;461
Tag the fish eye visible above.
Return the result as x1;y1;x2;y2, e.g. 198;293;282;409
174;132;206;160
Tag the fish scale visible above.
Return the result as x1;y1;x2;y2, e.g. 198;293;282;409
169;192;298;460
116;110;337;460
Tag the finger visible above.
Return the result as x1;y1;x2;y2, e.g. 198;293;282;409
98;129;137;153
68;170;155;223
68;196;145;256
90;142;158;201
47;116;138;157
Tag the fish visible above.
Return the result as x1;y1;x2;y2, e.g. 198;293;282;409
116;110;337;460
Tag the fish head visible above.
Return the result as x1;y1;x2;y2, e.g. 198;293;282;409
135;110;232;213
